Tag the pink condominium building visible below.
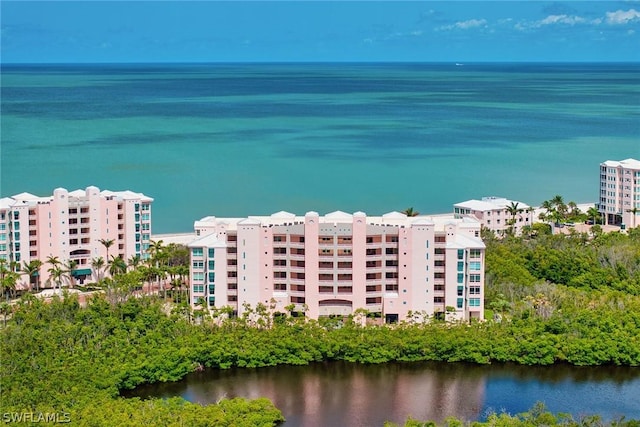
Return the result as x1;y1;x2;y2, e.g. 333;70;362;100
188;211;485;323
0;186;153;288
453;197;533;235
598;158;640;229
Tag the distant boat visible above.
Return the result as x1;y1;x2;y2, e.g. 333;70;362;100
455;63;464;66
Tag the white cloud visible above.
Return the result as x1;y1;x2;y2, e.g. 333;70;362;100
536;14;587;27
605;9;640;25
438;19;487;31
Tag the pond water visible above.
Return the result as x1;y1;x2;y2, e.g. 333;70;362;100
124;361;640;426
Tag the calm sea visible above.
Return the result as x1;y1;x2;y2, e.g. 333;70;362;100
1;63;638;233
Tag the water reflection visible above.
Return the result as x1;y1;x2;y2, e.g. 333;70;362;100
125;362;640;426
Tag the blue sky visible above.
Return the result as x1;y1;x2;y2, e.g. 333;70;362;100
2;1;639;63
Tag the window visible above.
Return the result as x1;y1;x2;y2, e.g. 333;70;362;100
457;273;464;283
208;272;215;283
192;272;204;281
457;298;464;309
457;261;464;271
208;248;215;257
470;261;481;271
192;248;203;257
208;260;215;270
434;297;444;303
469;298;481;307
193;284;204;293
470;274;481;283
470;286;481;295
141;213;150;221
457;286;464;296
0;244;5;251
457;249;464;260
0;224;4;231
469;249;481;258
192;261;204;269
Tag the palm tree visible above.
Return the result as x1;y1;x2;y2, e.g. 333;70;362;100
91;257;105;283
148;239;165;265
47;265;64;292
148;239;166;295
127;254;141;271
21;260;42;292
64;259;78;288
626;207;639;229
551;195;568;220
1;259;20;301
46;255;61;290
402;207;419;217
99;238;115;262
587;206;601;226
539;200;554;223
505;202;523;234
108;255;127;277
0;301;12;327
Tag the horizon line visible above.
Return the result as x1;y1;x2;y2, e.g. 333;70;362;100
3;60;639;66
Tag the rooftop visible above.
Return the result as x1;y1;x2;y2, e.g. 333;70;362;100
194;211;481;233
602;158;640;169
454;196;531;212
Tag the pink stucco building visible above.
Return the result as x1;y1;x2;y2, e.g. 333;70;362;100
0;186;153;289
454;196;533;235
599;158;640;229
188;211;485;323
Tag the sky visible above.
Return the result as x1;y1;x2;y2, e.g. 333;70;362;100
1;1;639;63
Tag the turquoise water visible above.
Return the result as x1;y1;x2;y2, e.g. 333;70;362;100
1;63;639;233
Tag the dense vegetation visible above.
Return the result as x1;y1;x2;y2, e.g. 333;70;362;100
385;403;640;427
2;226;640;425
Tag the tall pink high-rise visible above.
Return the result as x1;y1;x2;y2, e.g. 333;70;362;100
188;211;485;322
0;186;153;289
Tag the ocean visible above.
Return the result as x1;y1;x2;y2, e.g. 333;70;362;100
1;62;638;233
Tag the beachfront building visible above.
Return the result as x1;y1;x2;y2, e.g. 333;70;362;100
188;211;485;323
453;197;533;235
598;158;640;229
0;186;153;290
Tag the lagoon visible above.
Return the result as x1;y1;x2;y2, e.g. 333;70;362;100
125;361;640;426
